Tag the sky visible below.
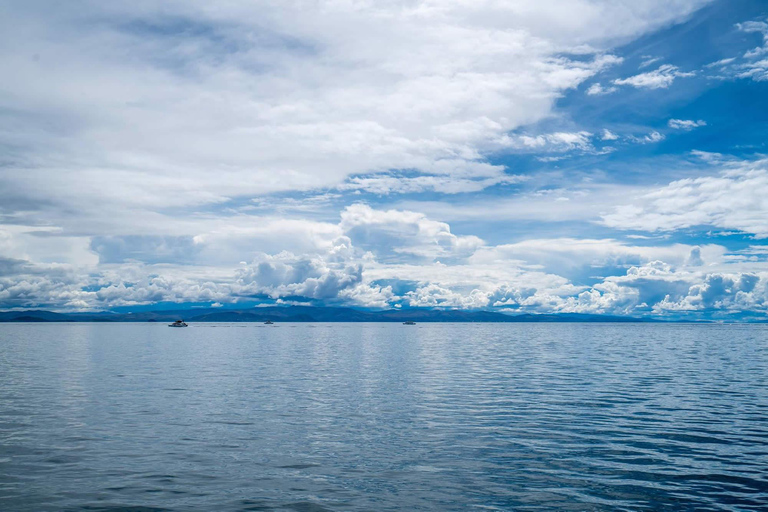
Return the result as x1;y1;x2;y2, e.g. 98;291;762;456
1;0;767;320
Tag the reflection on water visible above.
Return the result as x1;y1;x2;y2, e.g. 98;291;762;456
1;323;767;511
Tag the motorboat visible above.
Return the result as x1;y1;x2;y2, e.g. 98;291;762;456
403;321;416;325
168;320;188;327
264;320;274;325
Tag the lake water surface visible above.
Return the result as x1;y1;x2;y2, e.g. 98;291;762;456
1;323;767;511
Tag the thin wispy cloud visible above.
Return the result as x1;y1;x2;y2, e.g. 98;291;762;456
613;64;696;89
668;119;707;130
587;82;618;95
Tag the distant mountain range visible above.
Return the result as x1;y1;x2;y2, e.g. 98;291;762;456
0;306;661;323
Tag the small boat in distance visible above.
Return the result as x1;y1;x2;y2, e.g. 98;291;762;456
403;321;416;325
168;320;188;327
264;320;274;325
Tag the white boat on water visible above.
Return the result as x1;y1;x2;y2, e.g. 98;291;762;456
168;320;188;327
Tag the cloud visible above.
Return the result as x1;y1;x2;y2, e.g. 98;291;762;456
11;0;765;320
690;150;726;163
706;18;768;82
337;173;526;195
540;259;768;318
90;236;200;264
737;20;768;34
737;59;768;82
704;57;736;68
3;212;768;319
601;159;768;237
0;259;234;310
613;64;695;89
235;250;363;301
406;284;492;308
639;55;662;68
668;119;707;130
339;282;396;309
0;275;92;310
472;238;715;268
737;19;768;58
686;246;704;266
652;271;766;314
628;131;665;144
340;204;483;262
10;176;758;314
586;82;618;95
94;276;228;308
513;131;600;154
0;0;673;226
384;253;768;318
396;181;631;224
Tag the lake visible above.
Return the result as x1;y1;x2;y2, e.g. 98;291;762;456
1;323;767;511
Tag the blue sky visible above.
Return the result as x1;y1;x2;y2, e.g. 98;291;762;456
1;0;767;320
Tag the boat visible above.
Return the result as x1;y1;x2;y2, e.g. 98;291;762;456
168;320;188;327
264;320;274;325
403;321;416;325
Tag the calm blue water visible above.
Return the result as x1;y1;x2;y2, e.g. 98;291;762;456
1;323;767;511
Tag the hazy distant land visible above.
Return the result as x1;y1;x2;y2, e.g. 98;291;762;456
0;306;669;323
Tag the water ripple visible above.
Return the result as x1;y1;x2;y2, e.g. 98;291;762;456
0;323;767;511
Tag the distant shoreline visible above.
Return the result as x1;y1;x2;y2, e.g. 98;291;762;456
0;306;726;323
